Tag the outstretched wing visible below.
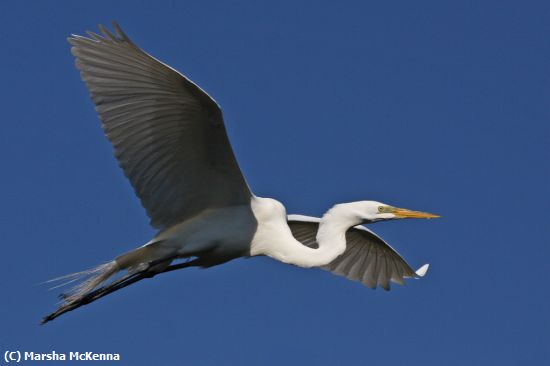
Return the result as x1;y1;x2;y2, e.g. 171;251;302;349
287;215;428;290
69;23;252;230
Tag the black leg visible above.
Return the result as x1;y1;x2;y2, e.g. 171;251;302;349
41;258;197;324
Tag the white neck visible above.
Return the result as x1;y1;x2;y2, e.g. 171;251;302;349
250;198;360;268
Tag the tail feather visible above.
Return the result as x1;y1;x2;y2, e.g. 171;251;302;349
55;261;120;303
49;242;171;303
45;268;99;290
42;241;181;323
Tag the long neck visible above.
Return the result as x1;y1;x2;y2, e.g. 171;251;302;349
311;203;363;264
250;199;361;268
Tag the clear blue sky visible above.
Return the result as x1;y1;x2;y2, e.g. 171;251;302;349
1;1;548;365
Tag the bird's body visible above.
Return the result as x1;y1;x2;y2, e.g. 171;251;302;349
148;203;257;267
42;23;439;323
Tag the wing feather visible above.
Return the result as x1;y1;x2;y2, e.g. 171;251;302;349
287;216;427;290
69;23;252;230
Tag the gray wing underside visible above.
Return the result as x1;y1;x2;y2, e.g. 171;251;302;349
69;23;252;230
288;215;426;290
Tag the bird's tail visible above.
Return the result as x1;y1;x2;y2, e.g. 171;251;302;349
49;261;121;304
47;242;177;304
42;242;189;324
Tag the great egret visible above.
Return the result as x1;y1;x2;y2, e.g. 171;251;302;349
42;23;439;324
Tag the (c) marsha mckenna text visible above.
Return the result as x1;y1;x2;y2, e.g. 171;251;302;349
24;351;120;361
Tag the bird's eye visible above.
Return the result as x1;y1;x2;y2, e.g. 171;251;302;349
378;206;384;213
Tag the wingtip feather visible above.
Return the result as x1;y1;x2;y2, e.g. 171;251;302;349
112;21;132;43
415;264;429;277
98;24;117;41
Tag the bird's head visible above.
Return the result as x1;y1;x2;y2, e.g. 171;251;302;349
340;200;440;224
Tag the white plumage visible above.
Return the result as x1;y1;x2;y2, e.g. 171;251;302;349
42;23;439;324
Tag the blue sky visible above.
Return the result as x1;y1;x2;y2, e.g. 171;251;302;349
1;1;548;365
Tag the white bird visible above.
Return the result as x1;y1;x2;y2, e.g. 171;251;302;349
42;23;439;324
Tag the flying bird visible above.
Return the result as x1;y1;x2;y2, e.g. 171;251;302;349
42;23;439;324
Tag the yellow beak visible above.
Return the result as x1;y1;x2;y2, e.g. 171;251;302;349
392;207;441;219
